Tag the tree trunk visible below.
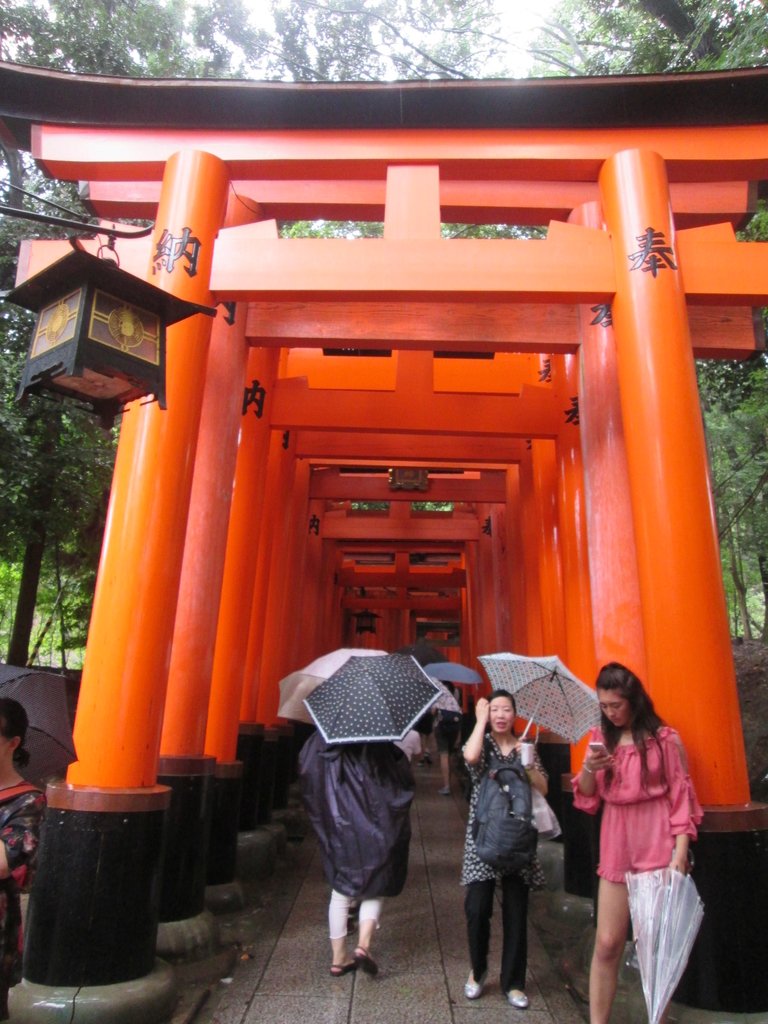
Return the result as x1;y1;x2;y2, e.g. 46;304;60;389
727;531;752;640
6;412;61;666
7;520;48;666
636;0;721;59
759;554;768;643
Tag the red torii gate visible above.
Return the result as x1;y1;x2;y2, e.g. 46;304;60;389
2;60;767;1020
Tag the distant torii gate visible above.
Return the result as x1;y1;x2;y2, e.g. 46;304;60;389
2;61;767;1020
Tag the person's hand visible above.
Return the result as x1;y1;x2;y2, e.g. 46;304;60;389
669;847;690;874
474;697;490;729
583;746;613;774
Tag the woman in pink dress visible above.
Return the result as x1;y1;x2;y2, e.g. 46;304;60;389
573;662;702;1024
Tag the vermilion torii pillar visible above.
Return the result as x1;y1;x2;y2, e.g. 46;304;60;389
600;150;747;803
600;149;767;1009
22;150;229;999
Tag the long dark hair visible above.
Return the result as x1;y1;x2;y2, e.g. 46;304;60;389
596;662;665;790
0;698;30;769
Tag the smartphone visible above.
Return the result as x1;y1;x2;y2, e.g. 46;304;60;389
588;741;608;757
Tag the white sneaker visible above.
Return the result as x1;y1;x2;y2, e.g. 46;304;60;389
507;989;529;1009
464;970;487;999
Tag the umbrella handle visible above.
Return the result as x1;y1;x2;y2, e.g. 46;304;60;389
519;677;551;740
520;718;534;741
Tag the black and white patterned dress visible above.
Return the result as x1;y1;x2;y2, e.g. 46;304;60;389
460;734;546;890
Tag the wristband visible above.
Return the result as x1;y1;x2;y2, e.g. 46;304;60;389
583;765;593;774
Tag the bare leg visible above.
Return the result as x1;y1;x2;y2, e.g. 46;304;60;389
439;751;450;789
357;916;377;952
331;934;350;967
589;878;630;1024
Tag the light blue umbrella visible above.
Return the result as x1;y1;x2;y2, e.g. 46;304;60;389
427;661;482;685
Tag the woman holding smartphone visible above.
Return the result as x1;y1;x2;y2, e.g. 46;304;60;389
573;663;702;1024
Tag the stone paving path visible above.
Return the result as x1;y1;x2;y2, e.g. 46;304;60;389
181;761;588;1024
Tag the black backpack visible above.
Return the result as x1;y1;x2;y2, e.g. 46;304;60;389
437;708;462;734
471;742;537;872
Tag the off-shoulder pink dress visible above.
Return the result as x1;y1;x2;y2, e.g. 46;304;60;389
573;726;703;883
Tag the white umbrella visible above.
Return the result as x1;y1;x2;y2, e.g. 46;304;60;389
278;648;387;723
478;652;600;743
627;868;705;1024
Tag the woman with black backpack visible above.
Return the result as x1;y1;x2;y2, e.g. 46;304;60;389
461;689;548;1010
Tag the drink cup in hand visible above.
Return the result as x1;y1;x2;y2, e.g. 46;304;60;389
520;742;535;768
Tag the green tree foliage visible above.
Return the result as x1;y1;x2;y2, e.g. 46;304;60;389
0;0;509;81
530;0;768;76
266;0;507;80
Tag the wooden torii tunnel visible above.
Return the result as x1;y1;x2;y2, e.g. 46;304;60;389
2;60;768;1018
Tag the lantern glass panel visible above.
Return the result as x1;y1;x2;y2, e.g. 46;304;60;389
30;288;83;358
88;290;161;365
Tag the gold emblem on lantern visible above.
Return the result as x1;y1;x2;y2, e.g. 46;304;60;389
47;302;71;343
107;305;145;352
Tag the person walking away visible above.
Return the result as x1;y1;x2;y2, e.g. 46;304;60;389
0;698;45;1020
572;662;702;1024
299;732;414;977
414;710;434;766
435;683;462;794
461;690;548;1009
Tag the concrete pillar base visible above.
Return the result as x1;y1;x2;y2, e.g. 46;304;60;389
270;806;307;841
156;909;218;964
9;959;177;1024
204;879;245;915
236;828;278;880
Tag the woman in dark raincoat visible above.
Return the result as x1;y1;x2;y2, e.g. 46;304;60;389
299;731;414;977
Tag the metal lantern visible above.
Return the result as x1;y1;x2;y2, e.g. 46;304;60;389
354;610;381;635
6;249;215;423
389;467;429;492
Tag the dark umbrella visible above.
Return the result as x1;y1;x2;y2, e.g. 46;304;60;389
427;661;483;684
304;653;441;744
395;642;444;668
0;665;77;785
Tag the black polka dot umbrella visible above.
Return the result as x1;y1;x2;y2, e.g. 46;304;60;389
304;653;442;744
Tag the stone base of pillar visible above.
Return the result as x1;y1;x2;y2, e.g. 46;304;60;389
236;725;264;831
9;959;177;1024
204;879;246;915
270;806;307;839
156;909;218;964
207;761;242;886
235;827;280;879
675;805;768;1014
24;784;170;987
559;777;600;904
157;756;215;924
256;729;279;825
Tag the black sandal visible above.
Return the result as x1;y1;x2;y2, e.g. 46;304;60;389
330;961;357;977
